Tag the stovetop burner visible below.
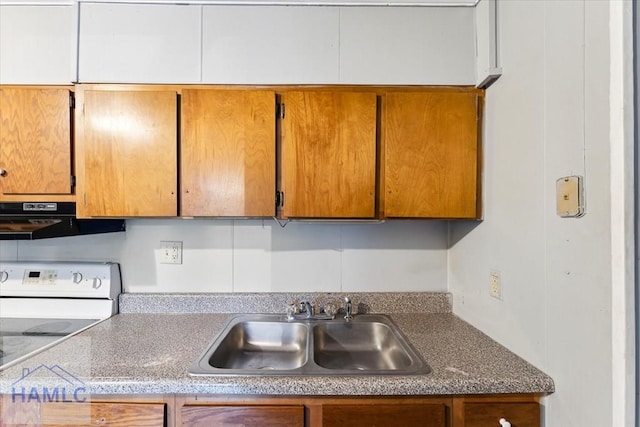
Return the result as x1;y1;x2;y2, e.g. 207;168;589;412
0;318;101;368
0;318;98;336
22;320;73;336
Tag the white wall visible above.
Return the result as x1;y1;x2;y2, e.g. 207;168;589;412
0;220;448;293
449;1;617;426
77;5;475;85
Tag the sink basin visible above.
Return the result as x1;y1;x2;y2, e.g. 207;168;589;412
313;322;413;371
208;321;308;370
189;314;430;376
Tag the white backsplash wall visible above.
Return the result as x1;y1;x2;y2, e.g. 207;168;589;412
0;220;448;293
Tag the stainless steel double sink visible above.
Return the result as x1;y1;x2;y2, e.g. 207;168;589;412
189;314;430;376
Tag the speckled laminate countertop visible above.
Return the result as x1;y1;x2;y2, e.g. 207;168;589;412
0;293;554;396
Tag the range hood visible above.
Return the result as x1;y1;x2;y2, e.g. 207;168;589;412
0;202;125;240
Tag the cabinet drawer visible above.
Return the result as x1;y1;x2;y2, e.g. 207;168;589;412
464;402;540;427
181;405;304;427
36;402;165;426
322;403;447;427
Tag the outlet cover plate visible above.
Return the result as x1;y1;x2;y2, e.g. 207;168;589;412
160;241;183;264
489;271;502;300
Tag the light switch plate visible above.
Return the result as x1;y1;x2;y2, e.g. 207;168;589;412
556;176;585;218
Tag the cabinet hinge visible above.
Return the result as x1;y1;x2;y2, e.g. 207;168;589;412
70;175;76;188
69;93;75;109
276;103;285;119
276;191;284;208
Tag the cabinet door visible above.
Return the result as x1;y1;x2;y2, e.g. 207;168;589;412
181;405;304;427
78;3;201;83
463;402;540;427
201;6;340;84
383;91;479;218
280;91;377;218
1;401;165;426
78;89;177;217
322;403;447;427
0;87;72;196
181;89;275;217
0;6;75;84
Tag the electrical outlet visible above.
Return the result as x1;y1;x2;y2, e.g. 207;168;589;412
489;271;502;299
160;241;182;264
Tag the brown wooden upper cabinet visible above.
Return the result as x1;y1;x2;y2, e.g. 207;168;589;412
381;90;480;219
73;86;480;220
0;87;73;200
77;89;178;217
181;89;276;217
279;91;377;219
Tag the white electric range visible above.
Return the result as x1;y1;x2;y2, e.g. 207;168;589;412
0;261;121;370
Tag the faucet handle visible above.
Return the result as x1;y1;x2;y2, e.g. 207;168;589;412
322;302;338;318
286;302;299;319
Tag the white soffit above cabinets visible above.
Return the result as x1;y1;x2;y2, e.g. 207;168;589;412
0;0;72;4
0;0;479;6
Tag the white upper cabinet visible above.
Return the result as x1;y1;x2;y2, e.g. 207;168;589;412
339;7;476;85
202;6;339;84
0;5;75;84
201;5;474;85
78;3;201;83
474;0;501;87
3;2;486;85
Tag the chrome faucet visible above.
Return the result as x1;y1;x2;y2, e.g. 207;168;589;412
344;296;353;321
285;300;337;321
300;301;314;318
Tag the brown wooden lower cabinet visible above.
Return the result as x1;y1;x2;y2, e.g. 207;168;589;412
0;394;542;427
0;399;166;427
175;395;541;427
322;403;447;427
462;402;540;427
452;396;541;427
181;405;304;427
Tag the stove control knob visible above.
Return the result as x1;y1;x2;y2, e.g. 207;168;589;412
0;271;8;283
91;277;102;289
72;272;83;284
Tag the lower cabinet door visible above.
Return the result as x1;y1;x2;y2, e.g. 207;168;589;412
181;405;305;427
464;402;540;427
322;403;447;427
1;402;166;427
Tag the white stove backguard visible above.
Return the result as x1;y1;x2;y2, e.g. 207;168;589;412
0;262;121;300
0;262;121;319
